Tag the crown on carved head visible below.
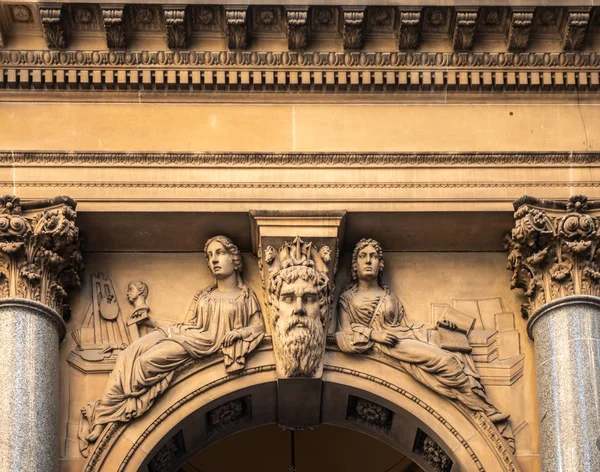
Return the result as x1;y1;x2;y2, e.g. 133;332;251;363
264;236;330;276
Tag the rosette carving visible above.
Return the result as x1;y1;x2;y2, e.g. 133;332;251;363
506;195;600;318
0;195;83;317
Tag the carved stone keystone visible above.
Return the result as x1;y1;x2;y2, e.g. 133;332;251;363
101;5;129;50
40;5;68;49
164;5;189;49
452;10;478;51
0;195;82;472
225;7;249;50
561;10;590;51
251;210;345;428
506;10;533;52
506;194;600;472
342;8;365;50
286;8;309;51
398;11;422;51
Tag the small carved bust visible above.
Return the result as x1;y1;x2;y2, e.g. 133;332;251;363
126;280;150;325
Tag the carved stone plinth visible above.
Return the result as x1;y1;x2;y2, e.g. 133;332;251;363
507;194;600;472
0;195;81;472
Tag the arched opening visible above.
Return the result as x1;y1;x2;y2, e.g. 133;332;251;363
83;350;519;472
182;423;421;472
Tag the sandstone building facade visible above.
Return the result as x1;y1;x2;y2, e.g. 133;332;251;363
1;2;600;471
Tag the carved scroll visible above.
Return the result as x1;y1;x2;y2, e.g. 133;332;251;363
343;9;365;50
398;11;422;51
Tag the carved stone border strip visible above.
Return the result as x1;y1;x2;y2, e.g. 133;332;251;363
2;50;600;68
5;181;600;190
2;66;598;93
1;152;600;167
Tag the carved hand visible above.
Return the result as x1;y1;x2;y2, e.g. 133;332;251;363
371;331;398;346
223;330;242;347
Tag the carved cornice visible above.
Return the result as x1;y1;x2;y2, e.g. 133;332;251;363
0;195;82;318
1;151;600;167
3;5;600;55
506;195;600;319
2;50;600;94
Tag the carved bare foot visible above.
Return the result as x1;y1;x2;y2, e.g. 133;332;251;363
87;424;105;443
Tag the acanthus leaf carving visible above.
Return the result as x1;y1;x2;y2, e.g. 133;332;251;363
506;195;600;319
286;9;308;51
40;6;68;49
164;6;189;50
398;11;422;51
561;11;590;51
226;8;249;50
102;7;129;50
343;9;365;51
507;11;534;52
0;195;82;317
452;11;478;51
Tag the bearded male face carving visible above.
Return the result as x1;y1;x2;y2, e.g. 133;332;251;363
266;237;331;378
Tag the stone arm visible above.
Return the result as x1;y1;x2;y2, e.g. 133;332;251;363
237;309;266;338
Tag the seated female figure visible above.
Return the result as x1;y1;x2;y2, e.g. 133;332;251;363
79;235;265;457
335;239;513;448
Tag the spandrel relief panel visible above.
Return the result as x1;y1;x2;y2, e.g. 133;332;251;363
59;245;536;470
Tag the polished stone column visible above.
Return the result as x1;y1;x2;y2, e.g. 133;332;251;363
507;195;600;472
0;196;82;472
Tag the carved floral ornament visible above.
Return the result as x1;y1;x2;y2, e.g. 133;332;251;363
0;195;82;317
505;195;600;319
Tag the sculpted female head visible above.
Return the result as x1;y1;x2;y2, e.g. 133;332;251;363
204;235;242;279
351;238;385;286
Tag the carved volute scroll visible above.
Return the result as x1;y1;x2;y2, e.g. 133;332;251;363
506;195;600;319
102;6;129;50
286;8;309;51
40;5;68;49
0;195;82;318
264;236;331;378
164;6;190;49
225;7;249;50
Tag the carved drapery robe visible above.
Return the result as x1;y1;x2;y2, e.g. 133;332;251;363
79;287;264;455
335;288;505;419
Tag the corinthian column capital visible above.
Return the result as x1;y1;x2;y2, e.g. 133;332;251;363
506;194;600;321
0;195;83;321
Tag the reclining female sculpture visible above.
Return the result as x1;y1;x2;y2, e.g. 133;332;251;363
79;235;265;457
335;238;513;449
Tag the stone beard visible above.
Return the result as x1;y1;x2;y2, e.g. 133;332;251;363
271;265;328;378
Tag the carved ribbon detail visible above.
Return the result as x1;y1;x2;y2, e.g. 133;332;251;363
506;195;600;318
